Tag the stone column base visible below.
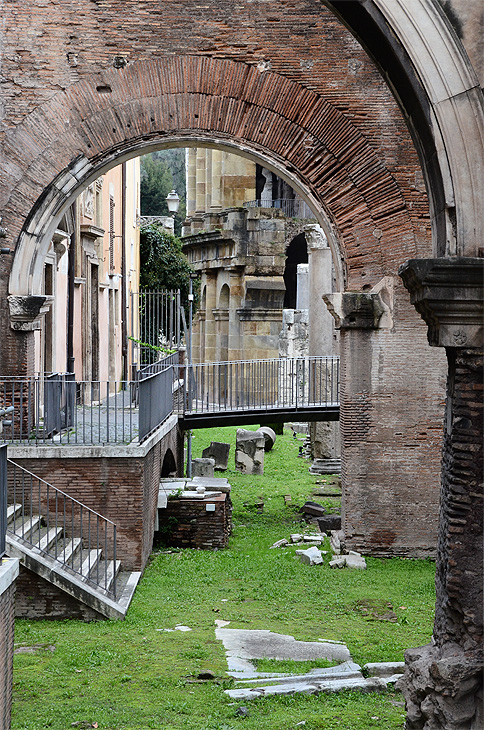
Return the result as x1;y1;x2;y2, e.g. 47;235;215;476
397;642;483;729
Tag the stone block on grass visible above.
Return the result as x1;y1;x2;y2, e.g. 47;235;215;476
202;441;230;471
191;458;215;477
235;429;265;475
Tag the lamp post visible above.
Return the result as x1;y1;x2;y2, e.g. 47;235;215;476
166;190;180;229
186;271;197;478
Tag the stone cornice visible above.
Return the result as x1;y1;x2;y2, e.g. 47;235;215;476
399;257;484;348
323;292;385;330
8;294;54;331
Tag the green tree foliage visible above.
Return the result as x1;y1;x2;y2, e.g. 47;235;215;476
140;155;173;216
140;149;187;235
139;223;199;311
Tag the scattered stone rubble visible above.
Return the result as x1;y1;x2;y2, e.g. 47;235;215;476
215;620;404;700
269;528;366;569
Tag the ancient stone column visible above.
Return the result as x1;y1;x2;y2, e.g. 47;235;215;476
306;224;339;459
195;148;207;214
210;149;223;211
324;278;446;558
186;147;197;218
398;257;483;730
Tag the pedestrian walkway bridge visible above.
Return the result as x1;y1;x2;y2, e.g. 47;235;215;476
0;356;339;446
179;356;340;429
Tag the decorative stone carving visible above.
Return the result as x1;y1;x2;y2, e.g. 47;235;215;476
323;291;385;329
8;295;54;331
304;223;328;249
399;257;484;348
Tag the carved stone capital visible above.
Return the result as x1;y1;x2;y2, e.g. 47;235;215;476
323;291;385;329
8;294;54;331
399;257;484;348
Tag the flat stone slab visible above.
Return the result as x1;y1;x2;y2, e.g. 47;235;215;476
225;675;387;700
215;624;351;679
363;661;405;677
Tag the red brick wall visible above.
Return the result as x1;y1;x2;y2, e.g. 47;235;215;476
159;494;232;550
15;566;103;621
0;577;16;729
340;285;446;556
0;2;446;557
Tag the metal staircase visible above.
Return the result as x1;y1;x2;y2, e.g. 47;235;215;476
5;460;140;619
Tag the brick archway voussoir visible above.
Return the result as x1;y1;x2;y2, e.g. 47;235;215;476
3;56;419;296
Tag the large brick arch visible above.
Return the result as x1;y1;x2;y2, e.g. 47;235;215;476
4;55;426;298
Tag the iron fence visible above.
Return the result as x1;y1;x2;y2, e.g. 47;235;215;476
243;198;315;219
0;445;6;559
183;356;339;415
130;290;183;367
138;356;178;442
6;459;117;596
0;366;178;446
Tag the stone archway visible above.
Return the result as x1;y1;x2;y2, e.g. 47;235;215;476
1;3;481;725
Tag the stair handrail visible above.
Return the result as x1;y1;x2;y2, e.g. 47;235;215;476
6;459;117;598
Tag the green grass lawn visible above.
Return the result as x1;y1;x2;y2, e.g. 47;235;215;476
12;426;435;730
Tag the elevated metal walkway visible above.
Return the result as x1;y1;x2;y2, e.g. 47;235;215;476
178;356;340;429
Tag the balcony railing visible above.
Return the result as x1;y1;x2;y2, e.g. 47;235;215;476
0;364;179;446
183;356;339;416
7;459;117;597
243;198;315;219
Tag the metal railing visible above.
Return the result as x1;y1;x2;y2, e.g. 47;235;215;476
130;290;183;367
0;445;6;559
138;353;179;442
6;459;117;597
0;366;178;446
243;198;315;219
183;356;339;416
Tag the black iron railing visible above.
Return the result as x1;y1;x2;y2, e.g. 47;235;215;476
0;445;6;559
183;356;339;416
7;459;117;597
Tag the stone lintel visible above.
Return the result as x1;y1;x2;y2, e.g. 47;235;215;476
79;223;104;240
323;291;385;329
8;294;54;331
399;257;484;348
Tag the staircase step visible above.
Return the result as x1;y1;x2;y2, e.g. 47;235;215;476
80;549;101;580
10;515;43;542
7;504;22;524
90;559;121;593
37;526;64;554
56;537;82;566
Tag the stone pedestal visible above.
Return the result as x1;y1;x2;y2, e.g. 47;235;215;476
235;428;265;474
398;257;483;730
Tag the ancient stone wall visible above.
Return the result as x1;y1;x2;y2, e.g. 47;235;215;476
158;494;232;550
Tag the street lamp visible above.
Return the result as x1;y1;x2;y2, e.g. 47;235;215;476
166;189;180;216
186;271;198;478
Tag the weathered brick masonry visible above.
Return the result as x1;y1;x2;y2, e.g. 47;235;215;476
158;494;232;550
0;2;445;557
10;423;181;573
0;566;17;729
